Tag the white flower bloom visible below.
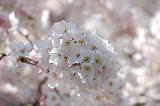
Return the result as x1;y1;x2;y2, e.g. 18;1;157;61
77;49;94;64
78;25;90;36
59;33;75;50
36;38;52;50
67;54;79;65
85;34;103;52
9;42;32;56
51;37;61;48
45;21;119;89
89;73;103;89
78;63;95;80
93;52;104;68
51;20;76;35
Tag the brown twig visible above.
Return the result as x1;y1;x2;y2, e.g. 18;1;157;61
0;53;38;65
0;53;7;60
18;56;38;65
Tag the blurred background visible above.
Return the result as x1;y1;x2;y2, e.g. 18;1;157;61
0;0;160;106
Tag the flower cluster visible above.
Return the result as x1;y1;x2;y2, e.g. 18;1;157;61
0;19;125;106
37;21;118;89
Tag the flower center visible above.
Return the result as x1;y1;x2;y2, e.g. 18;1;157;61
83;56;90;63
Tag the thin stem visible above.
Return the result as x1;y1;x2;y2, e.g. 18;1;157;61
18;56;38;65
0;53;38;65
0;53;7;60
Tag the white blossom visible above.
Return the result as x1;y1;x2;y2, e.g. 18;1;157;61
46;20;119;89
9;42;32;56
